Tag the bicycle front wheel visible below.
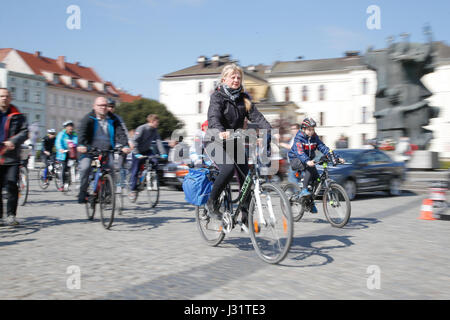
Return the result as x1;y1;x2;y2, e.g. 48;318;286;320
322;183;351;228
282;182;305;222
145;171;159;208
37;167;50;190
99;174;115;230
248;182;293;264
18;166;29;206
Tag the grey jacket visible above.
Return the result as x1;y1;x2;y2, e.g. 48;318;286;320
132;124;165;155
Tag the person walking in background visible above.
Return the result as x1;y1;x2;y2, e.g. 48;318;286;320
0;88;28;226
280;123;301;184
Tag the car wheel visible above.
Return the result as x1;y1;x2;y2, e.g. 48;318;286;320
343;179;356;201
389;178;402;196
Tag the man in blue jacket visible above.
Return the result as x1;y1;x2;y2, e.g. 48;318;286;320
55;120;78;191
288;118;344;213
76;97;130;204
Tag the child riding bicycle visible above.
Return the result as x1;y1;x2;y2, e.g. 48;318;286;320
287;117;344;213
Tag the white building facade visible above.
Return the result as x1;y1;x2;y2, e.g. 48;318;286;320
160;74;219;141
0;49;119;135
0;62;47;137
161;44;450;159
267;55;378;149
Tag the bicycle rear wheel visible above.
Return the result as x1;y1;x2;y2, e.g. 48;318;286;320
282;182;305;222
322;183;351;228
64;164;79;196
18;166;29;206
195;190;228;247
85;174;97;221
116;168;128;215
54;163;63;191
37;167;50;190
99;174;115;229
145;170;159;208
248;182;293;264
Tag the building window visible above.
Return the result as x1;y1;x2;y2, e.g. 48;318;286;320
362;78;368;95
198;101;203;114
362;133;367;145
35;91;41;104
198;81;203;94
53;74;60;84
362;106;368;123
319;85;325;101
10;87;16;100
284;87;290;102
319;112;325;126
302;85;308;102
23;89;29;102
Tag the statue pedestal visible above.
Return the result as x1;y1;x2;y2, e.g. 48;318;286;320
406;150;439;170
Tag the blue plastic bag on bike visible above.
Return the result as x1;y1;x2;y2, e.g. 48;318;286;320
182;168;213;206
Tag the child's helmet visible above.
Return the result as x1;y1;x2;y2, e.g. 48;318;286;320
301;117;317;129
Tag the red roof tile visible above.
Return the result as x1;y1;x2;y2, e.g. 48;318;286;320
118;91;142;103
14;50;103;82
0;48;103;83
0;48;12;63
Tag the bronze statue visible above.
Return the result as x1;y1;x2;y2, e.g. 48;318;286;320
362;26;440;149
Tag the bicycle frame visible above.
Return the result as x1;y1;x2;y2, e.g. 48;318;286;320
312;162;333;198
90;152;112;193
136;155;158;191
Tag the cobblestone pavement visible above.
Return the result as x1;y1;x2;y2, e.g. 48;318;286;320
1;177;449;300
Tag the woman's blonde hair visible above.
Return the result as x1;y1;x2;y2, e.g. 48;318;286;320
220;64;252;112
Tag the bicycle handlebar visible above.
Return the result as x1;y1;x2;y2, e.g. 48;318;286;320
314;153;344;167
87;146;123;157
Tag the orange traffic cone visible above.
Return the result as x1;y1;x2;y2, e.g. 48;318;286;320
418;198;437;220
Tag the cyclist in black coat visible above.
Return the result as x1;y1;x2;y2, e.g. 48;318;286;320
206;64;271;226
40;128;56;179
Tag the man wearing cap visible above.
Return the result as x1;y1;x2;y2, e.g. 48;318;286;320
106;98;130;190
0;88;28;226
55;120;78;191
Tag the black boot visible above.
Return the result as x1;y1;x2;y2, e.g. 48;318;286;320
206;198;222;220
